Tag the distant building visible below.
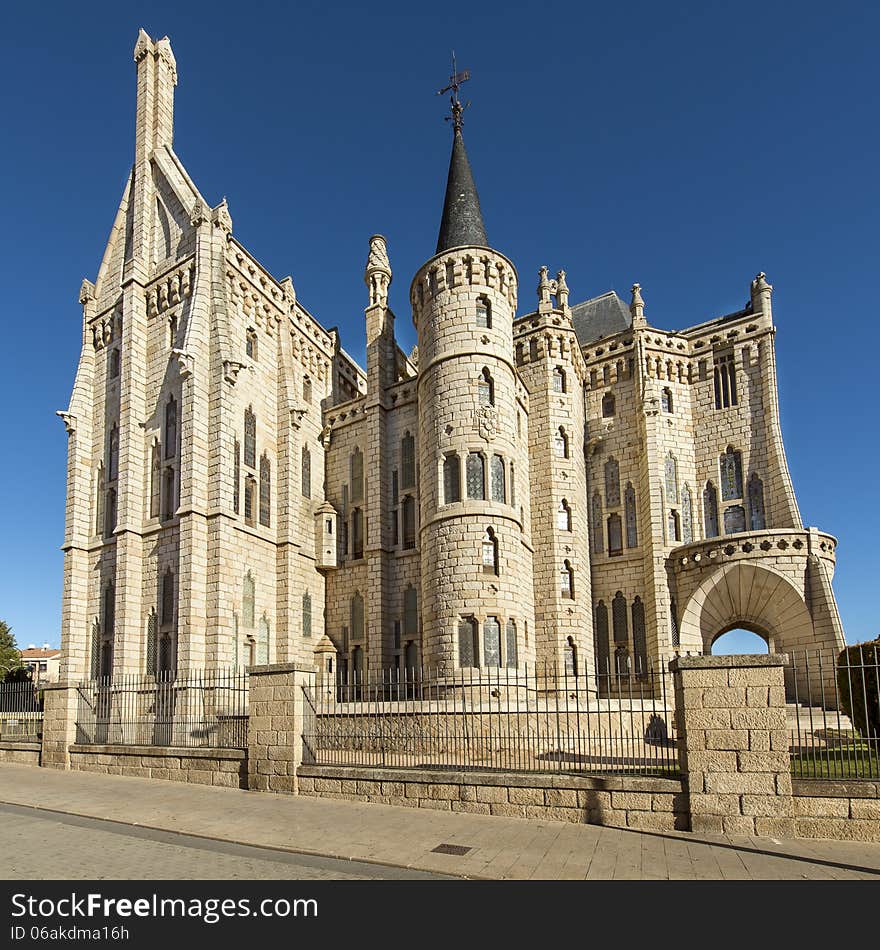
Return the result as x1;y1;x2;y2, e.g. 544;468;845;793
19;647;62;683
57;31;847;685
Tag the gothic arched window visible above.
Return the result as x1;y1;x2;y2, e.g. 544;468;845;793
443;454;461;504
301;445;311;498
401;431;416;489
720;446;743;500
404;586;418;638
164;398;177;460
302;591;312;639
259;454;271;527
601;392;615;417
558;499;572;532
490;454;505;503
350;447;364;503
667;509;681;543
661;387;673;413
146;611;158;677
350;508;364;559
163;467;175;520
458;618;479;668
244;475;255;526
244;406;256;468
703;480;719;538
108;425;119;480
246;328;258;360
632;597;647;675
104;487;117;537
466;453;485;500
554;426;569;459
476;297;492;329
591;492;604;554
350;593;365;642
713;350;737;409
303;376;312;404
664;453;678;504
243;572;255;628
681;484;693;543
625;483;638;547
478;367;495;407
160;567;174;627
483;617;501;667
505;620;518;669
402;496;416;550
604;457;620;507
482;528;499;574
607;513;623;555
553;366;566;393
724;504;747;534
748;473;766;530
561;560;574;598
595;601;610;675
612;591;628;645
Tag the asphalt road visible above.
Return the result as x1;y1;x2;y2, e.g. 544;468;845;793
0;803;447;880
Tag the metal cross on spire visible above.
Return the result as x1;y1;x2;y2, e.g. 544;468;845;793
437;52;470;131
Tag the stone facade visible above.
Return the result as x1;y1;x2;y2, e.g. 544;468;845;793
58;32;847;688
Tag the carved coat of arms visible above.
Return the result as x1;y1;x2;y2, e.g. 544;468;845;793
476;406;498;442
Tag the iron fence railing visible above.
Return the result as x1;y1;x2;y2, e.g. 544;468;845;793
75;668;249;749
303;662;679;777
0;680;44;740
785;646;880;780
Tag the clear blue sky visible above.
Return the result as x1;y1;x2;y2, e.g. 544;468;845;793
0;1;876;652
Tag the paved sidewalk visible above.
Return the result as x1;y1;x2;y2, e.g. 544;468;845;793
1;764;879;880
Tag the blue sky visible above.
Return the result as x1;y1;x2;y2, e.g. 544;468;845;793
0;1;876;652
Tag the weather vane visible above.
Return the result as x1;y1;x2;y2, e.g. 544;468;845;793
437;51;470;130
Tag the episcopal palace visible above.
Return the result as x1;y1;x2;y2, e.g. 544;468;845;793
57;31;847;685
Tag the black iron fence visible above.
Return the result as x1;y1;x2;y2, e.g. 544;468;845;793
0;680;44;740
785;646;880;780
303;662;679;777
75;669;249;749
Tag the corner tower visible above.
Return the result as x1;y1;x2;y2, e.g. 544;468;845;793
412;73;535;673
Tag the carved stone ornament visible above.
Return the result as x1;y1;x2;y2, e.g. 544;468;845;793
190;199;208;227
290;407;307;429
223;359;246;385
172;348;194;379
133;29;152;63
319;424;333;448
476;406;498;442
79;279;96;305
213;199;233;234
55;410;76;435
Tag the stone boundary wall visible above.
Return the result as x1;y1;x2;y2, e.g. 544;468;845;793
0;741;41;766
792;779;880;843
68;744;247;788
297;764;688;831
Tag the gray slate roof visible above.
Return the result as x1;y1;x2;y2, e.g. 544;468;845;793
570;291;632;345
436;128;488;253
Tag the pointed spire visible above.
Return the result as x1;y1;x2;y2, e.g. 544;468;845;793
436;126;488;253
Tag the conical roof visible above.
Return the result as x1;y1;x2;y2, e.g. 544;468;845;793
436;127;487;253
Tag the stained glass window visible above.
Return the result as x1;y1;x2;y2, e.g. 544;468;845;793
350;448;364;502
302;592;312;638
605;457;620;507
625;483;638;547
703;481;719;538
661;387;672;413
466;454;485;500
748;473;765;530
459;619;478;668
301;445;311;498
243;573;255;628
490;454;505;502
244;407;256;468
612;591;628;645
259;455;271;527
632;598;647;675
402;496;416;549
401;432;416;488
681;484;693;543
664;454;678;504
607;513;623;555
720;447;743;500
483;618;501;667
591;492;604;554
146;612;158;676
350;593;364;641
443;454;460;503
595;602;610;675
244;476;255;526
724;504;746;534
505;620;517;669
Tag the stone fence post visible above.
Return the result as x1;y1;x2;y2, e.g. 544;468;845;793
40;682;81;770
671;654;793;837
247;663;316;795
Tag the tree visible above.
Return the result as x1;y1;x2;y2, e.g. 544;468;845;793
0;620;21;676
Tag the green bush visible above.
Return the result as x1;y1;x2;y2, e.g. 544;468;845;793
837;640;880;738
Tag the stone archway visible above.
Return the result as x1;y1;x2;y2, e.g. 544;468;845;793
678;561;829;699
